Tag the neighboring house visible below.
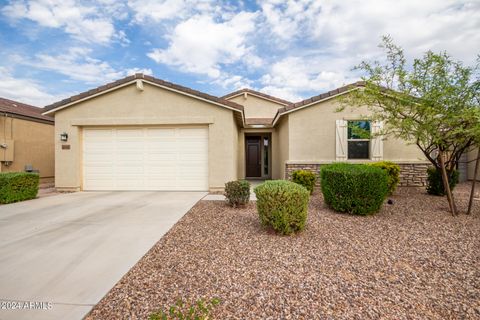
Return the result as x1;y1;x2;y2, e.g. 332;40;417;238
467;149;480;181
0;97;55;180
43;73;429;192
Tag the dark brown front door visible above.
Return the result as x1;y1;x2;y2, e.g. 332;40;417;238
246;137;262;177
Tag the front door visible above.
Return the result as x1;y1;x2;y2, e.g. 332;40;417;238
246;136;262;177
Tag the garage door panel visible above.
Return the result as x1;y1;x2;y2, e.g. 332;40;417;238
84;129;112;138
147;140;177;149
84;167;114;175
145;163;177;172
177;171;208;178
178;128;208;137
84;154;114;163
116;128;144;136
116;140;144;147
115;153;145;162
116;168;145;175
147;154;177;162
84;179;115;190
147;128;176;137
83;127;208;191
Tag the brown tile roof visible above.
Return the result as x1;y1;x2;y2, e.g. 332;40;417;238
245;118;274;126
0;97;54;123
278;81;365;115
222;88;292;106
43;74;245;114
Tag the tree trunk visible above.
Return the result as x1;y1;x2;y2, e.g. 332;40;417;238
467;148;480;215
438;150;457;215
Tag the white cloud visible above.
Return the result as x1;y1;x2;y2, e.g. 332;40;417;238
148;11;259;78
259;56;359;102
11;48;153;85
125;68;153;76
2;0;479;104
260;0;480;63
128;0;192;23
260;0;322;42
29;47;124;83
127;0;231;23
256;0;480;100
0;67;71;106
2;0;121;44
209;74;253;91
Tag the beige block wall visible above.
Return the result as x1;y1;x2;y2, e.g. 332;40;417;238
467;148;480;181
0;116;54;178
227;94;284;119
287;97;426;162
53;83;238;191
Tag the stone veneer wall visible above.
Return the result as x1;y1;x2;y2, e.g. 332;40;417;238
285;162;430;187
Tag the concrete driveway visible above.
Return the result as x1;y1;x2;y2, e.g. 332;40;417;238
0;191;206;320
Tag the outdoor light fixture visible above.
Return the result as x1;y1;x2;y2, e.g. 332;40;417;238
60;132;68;142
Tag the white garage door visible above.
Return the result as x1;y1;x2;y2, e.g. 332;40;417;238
83;127;208;191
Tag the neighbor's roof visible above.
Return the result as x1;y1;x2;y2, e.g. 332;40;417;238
43;74;245;115
222;88;292;106
0;97;54;123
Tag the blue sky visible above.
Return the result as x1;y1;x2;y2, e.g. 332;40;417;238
0;0;479;107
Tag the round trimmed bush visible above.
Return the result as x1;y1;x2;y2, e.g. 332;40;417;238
426;167;459;196
291;170;316;194
254;180;310;235
367;161;400;195
320;163;388;215
224;180;250;207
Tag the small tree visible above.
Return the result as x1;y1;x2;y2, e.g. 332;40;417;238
466;117;480;215
341;36;480;215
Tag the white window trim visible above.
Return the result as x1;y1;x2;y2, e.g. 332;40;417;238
347;120;371;160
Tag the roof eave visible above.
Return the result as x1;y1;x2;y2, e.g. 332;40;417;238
42;77;245;119
271;85;362;126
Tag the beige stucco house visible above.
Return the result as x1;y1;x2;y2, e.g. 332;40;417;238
0;97;55;180
43;73;433;192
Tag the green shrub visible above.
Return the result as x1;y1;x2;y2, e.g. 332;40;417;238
291;170;316;194
224;180;250;207
426;167;459;196
367;161;400;195
0;172;39;204
320;163;388;215
149;298;221;320
254;180;310;235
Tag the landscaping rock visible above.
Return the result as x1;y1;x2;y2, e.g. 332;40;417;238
86;183;480;320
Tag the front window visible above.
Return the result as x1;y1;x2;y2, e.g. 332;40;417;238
347;120;370;159
263;137;269;176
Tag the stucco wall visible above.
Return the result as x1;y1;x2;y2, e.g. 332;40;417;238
287;97;426;162
233;116;240;181
53;82;238;191
467;148;480;181
227;94;283;119
0;116;54;178
275;115;289;179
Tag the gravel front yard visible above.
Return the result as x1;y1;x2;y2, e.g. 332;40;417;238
86;184;480;319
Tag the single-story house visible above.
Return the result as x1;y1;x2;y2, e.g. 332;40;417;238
43;73;434;192
0;97;55;180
